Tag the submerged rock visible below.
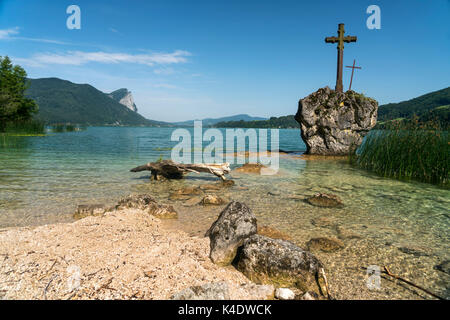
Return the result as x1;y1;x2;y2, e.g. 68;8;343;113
257;225;292;241
201;194;227;206
73;204;111;220
117;194;156;210
200;180;235;191
117;194;177;219
306;237;344;253
306;193;343;208
234;163;267;174
295;87;378;155
170;282;230;300
183;196;202;207
169;187;203;201
206;201;257;266
236;234;323;293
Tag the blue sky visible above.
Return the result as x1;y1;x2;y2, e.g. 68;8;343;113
1;0;449;122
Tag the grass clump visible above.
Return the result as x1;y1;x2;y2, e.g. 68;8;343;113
351;118;449;187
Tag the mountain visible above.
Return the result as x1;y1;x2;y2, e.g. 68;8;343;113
26;78;167;126
214;115;298;128
378;87;450;126
173;114;267;127
108;88;138;112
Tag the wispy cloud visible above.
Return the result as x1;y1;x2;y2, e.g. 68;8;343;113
0;27;69;44
0;27;19;39
14;50;192;67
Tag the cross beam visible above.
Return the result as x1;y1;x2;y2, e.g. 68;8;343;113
345;59;361;91
325;23;357;92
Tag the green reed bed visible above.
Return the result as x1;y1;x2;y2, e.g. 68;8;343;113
352;121;449;187
1;120;46;135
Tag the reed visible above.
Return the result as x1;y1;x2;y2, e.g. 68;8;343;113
2;120;46;134
352;118;449;187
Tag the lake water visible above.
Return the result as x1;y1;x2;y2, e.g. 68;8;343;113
0;127;449;299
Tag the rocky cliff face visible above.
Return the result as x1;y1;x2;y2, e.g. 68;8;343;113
108;88;138;112
295;87;378;155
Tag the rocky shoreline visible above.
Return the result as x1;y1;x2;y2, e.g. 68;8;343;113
0;191;325;300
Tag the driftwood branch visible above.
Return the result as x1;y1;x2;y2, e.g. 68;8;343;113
382;266;445;300
357;266;445;300
130;160;231;181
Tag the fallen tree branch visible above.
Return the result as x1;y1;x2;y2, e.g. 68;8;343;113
357;266;445;300
382;266;445;300
130;160;231;180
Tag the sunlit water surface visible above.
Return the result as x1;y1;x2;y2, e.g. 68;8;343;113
0;127;448;299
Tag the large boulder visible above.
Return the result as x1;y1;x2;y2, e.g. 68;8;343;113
235;234;324;293
295;87;378;155
206;202;257;266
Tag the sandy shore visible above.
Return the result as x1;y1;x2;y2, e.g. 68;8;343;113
0;209;271;300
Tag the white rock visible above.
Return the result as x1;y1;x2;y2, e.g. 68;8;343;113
301;292;316;300
275;288;295;300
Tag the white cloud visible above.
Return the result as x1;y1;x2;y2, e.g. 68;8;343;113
0;27;19;39
15;50;191;67
0;26;68;44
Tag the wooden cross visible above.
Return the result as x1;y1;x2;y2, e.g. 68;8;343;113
325;23;357;93
345;59;361;91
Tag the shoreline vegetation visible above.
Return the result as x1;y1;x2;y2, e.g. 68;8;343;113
350;119;449;188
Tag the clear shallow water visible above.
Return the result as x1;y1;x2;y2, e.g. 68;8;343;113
0;127;449;299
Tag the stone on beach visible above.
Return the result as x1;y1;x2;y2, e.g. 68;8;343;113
306;193;343;208
205;201;257;266
275;288;296;300
235;234;324;293
117;194;177;219
73;204;112;220
295;87;378;155
170;282;230;300
170;282;275;300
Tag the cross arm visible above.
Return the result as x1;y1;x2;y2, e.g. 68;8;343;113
325;36;338;43
344;36;357;43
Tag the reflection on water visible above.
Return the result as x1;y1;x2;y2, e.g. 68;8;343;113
0;127;449;299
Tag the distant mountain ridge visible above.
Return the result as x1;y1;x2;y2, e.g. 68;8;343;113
26;78;167;126
173;114;267;127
